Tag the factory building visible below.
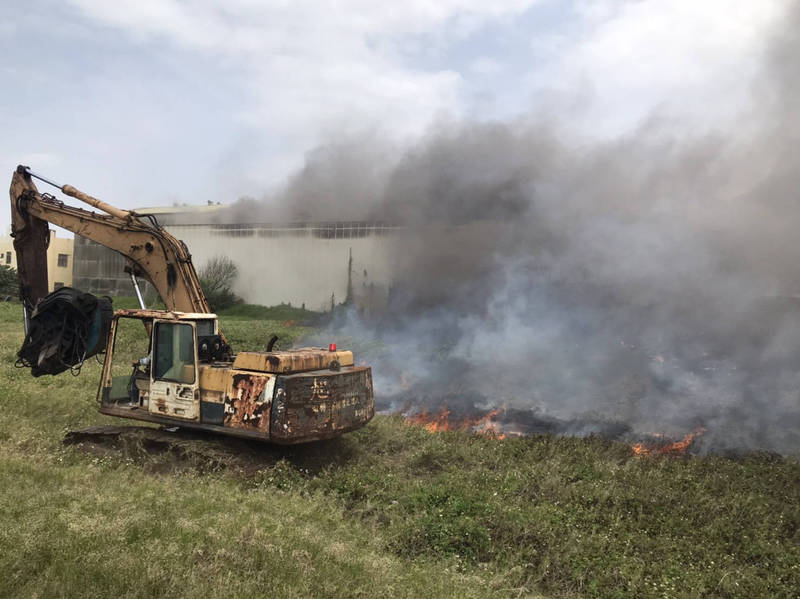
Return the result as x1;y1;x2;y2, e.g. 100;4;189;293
72;204;398;313
169;221;397;313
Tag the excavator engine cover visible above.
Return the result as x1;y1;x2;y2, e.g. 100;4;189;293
17;287;113;376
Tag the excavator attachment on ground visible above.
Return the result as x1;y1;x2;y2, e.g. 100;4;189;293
9;166;374;443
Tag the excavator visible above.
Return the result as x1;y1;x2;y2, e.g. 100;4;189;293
9;165;374;443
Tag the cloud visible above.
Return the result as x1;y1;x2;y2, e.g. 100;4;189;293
526;1;785;134
59;0;785;178
67;0;537;140
469;56;506;75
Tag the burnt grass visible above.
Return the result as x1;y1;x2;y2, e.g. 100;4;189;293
1;301;799;598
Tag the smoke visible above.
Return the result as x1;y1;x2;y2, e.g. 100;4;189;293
262;4;800;453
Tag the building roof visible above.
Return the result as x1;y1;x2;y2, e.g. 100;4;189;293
134;204;226;215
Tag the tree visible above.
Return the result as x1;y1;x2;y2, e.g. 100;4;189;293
199;255;240;311
0;265;18;300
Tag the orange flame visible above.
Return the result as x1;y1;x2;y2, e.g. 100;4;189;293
631;427;707;456
405;407;706;452
404;406;513;439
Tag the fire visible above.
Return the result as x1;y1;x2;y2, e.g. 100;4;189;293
405;406;510;438
631;427;707;456
404;405;706;453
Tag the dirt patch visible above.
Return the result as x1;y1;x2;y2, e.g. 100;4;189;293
63;425;358;475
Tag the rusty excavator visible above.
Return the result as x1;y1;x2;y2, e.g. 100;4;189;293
9;166;374;443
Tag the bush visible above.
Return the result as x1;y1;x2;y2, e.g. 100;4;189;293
199;255;241;312
0;265;19;300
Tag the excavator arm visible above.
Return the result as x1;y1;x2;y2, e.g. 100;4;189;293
10;166;211;314
10;166;219;376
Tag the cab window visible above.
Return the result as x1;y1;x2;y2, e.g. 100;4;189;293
195;319;215;336
153;322;196;383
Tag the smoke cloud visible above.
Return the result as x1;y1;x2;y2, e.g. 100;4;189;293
245;4;800;454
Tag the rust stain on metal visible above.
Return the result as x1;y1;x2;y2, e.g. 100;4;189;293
271;367;374;443
224;372;273;430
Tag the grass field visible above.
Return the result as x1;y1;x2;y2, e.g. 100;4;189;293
0;300;798;598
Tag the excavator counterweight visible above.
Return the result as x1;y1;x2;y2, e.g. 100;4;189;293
9;166;374;443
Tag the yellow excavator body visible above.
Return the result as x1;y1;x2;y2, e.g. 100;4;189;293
9;167;374;443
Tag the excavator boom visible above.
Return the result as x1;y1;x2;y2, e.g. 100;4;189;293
10;166;210;314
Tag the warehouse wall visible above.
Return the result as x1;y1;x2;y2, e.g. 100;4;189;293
74;222;399;312
73;234;144;297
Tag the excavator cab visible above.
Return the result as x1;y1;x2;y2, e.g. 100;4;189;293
150;319;200;419
99;311;216;415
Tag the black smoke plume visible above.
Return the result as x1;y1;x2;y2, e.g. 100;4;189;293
242;4;800;454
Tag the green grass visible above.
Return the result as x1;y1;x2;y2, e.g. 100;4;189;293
109;295;166;310
0;301;798;598
0;452;494;599
217;302;323;325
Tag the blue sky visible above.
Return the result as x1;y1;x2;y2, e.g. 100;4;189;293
0;0;786;232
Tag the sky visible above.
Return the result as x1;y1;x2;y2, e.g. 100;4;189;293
0;0;786;233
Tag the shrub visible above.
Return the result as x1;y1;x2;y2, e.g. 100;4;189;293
0;265;19;300
199;255;241;311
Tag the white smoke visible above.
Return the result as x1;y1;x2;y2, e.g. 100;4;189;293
263;3;800;454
